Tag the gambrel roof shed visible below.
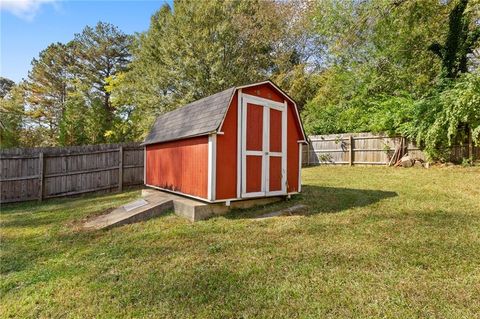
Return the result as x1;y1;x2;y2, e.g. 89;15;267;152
144;80;307;203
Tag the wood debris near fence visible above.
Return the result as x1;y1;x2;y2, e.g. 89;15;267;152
302;132;478;166
0;143;144;204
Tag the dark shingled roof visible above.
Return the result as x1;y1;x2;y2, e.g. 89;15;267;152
143;87;236;145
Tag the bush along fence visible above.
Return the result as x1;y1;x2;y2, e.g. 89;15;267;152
0;143;144;204
302;132;479;166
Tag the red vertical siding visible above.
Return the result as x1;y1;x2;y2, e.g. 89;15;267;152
242;83;284;103
146;136;208;199
215;93;238;200
287;101;303;193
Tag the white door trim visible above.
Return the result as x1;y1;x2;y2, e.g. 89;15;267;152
236;89;242;199
264;102;270;194
298;140;302;192
280;100;288;195
245;150;264;156
143;146;146;185
207;134;217;201
241;93;285;110
269;152;283;157
241;92;249;197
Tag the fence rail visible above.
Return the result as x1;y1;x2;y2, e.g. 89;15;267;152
0;143;144;204
302;132;478;166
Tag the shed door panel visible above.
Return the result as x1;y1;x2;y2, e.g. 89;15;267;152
244;102;265;196
246;104;263;151
268;108;284;192
269;156;282;192
246;155;263;193
269;109;282;152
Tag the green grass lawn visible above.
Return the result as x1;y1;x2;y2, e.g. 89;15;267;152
1;166;480;318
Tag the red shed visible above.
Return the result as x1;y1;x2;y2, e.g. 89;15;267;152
143;80;307;203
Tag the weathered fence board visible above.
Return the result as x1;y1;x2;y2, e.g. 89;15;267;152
0;143;144;204
303;132;478;166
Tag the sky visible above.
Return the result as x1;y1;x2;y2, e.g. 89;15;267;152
1;0;172;83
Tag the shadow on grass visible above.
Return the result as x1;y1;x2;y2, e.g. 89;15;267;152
301;185;398;214
224;185;398;219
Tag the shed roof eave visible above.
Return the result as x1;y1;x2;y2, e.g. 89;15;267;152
141;130;218;146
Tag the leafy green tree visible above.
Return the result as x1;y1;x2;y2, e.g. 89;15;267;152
25;42;73;145
401;71;480;159
429;0;480;79
302;0;480;160
118;0;301;138
58;83;90;146
0;84;25;148
103;72;143;142
270;0;319;110
73;21;132;130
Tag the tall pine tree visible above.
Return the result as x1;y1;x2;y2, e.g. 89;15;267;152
25;42;73;145
73;22;132;133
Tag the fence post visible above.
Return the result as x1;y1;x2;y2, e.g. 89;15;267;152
468;129;473;160
307;143;310;166
38;152;44;201
118;146;123;192
349;136;354;166
143;146;146;185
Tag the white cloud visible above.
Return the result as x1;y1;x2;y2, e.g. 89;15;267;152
0;0;58;21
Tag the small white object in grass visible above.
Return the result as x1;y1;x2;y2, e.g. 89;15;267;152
256;204;308;219
123;199;148;212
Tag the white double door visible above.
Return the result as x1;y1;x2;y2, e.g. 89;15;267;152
240;93;287;198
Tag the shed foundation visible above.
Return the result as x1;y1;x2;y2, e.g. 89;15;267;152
84;189;285;230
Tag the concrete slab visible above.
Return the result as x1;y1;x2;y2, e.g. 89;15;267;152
83;189;288;230
83;194;173;230
142;189;285;222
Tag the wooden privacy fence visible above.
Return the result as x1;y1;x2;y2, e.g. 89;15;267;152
0;143;144;204
302;132;479;166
